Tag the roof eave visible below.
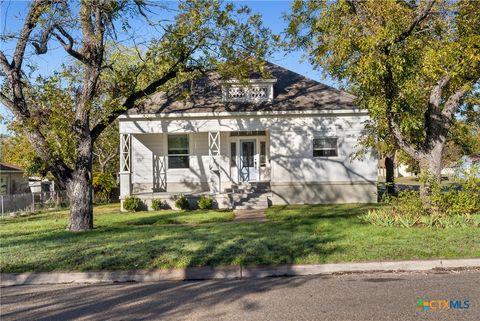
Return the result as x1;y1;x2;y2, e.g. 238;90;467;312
119;108;369;120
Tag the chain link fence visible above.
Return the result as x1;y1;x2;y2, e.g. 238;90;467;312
0;191;69;217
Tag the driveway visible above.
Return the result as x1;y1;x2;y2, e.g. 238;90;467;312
1;270;478;321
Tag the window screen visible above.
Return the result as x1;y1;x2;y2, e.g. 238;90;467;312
230;142;237;167
168;135;189;168
260;141;266;167
230;131;266;137
313;138;338;157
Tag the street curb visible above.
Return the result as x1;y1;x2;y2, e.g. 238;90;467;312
1;258;479;287
241;258;480;278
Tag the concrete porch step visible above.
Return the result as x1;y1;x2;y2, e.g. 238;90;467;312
224;182;271;194
233;194;269;210
230;192;270;201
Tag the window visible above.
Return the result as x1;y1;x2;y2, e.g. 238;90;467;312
230;131;266;137
224;85;270;102
221;79;276;103
168;134;189;168
260;141;266;167
230;142;237;167
313;138;338;157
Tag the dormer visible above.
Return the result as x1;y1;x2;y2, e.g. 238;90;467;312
221;79;277;103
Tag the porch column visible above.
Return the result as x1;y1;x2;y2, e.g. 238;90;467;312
208;131;221;194
119;134;131;197
153;154;167;192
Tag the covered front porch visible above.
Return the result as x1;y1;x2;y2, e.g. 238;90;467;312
119;129;271;209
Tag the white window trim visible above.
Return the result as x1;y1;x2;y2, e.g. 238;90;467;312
313;137;339;157
221;79;277;103
167;134;190;169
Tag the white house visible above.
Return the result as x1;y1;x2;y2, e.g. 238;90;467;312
118;62;377;210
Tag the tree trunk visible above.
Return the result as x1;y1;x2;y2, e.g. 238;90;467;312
385;155;395;195
67;138;94;231
67;170;93;231
418;147;443;199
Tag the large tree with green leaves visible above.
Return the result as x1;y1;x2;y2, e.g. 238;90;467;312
0;0;270;231
287;0;480;196
0;122;119;177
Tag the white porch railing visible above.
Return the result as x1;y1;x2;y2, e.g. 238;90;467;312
119;134;132;197
208;131;221;194
153;154;167;192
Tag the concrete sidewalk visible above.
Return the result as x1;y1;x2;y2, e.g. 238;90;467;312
2;258;479;287
233;209;267;221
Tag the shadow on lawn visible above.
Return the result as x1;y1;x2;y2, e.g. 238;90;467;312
1;276;327;321
2;213;345;273
267;203;376;220
119;210;233;226
0;212;65;225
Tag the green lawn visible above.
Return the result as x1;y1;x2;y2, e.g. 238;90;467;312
1;204;478;273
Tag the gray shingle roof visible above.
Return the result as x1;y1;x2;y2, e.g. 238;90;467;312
130;62;357;115
0;163;23;172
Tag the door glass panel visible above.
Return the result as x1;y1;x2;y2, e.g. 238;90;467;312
242;142;254;167
260;141;266;167
240;141;256;182
230;142;237;167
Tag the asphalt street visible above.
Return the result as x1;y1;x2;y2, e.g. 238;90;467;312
1;270;478;321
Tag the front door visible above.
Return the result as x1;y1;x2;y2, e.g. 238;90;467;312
240;140;257;182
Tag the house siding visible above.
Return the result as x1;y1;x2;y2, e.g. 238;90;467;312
122;113;377;204
269;116;376;183
131;132;231;193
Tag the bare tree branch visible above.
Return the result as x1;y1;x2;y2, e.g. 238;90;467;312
1;1;73;184
90;67;179;141
345;0;368;19
394;0;436;45
376;0;438;162
79;0;96;48
94;4;103;37
0;92;15;110
52;26;89;64
0;50;10;74
428;75;450;111
389;117;422;160
71;0;105;143
347;0;436;53
423;75;451;150
90;37;205;141
11;0;53;71
442;85;470;121
32;23;56;54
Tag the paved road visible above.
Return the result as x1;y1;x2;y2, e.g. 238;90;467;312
1;270;478;321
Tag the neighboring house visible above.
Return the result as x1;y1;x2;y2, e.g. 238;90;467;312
378;157;415;178
441;161;457;178
456;154;480;178
118;62;377;210
0;163;29;195
28;177;55;193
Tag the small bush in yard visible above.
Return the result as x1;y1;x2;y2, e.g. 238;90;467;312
197;195;214;209
92;172;116;203
175;194;190;210
362;168;480;228
151;199;168;211
123;196;142;212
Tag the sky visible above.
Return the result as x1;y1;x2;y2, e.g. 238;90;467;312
0;0;334;135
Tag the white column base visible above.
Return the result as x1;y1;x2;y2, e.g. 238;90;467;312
119;172;132;198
